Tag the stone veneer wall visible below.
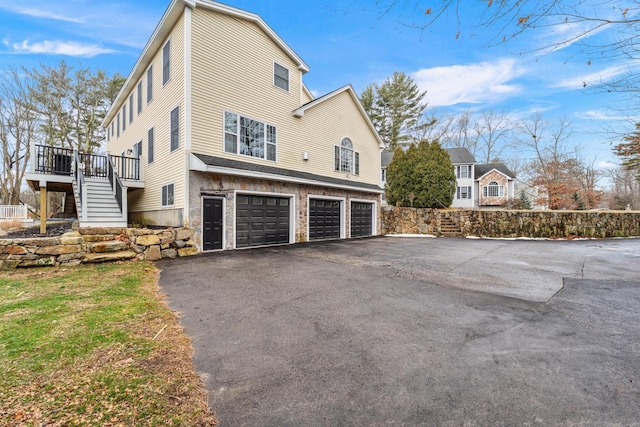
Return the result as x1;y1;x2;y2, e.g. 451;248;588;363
382;207;640;238
189;171;381;249
0;227;196;270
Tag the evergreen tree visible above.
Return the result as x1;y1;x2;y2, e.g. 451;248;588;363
386;140;456;208
519;190;532;210
359;72;427;150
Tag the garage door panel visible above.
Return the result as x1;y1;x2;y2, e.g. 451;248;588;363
309;199;341;240
236;195;290;248
351;202;373;237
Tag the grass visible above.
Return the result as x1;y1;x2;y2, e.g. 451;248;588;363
0;261;217;426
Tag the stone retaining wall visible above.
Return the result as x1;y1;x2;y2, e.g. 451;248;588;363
0;227;196;270
382;207;640;238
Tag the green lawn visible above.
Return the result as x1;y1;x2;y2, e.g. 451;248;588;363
0;262;217;426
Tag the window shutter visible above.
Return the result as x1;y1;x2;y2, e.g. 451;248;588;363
163;40;171;85
148;128;154;164
457;187;460;199
334;146;340;171
468;186;472;199
354;152;359;175
456;166;460;178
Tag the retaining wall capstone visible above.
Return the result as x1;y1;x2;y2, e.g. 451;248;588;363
0;227;196;270
381;207;640;238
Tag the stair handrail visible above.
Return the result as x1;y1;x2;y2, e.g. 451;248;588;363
73;150;88;222
107;154;125;214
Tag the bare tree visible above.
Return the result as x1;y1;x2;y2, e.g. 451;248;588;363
475;110;512;163
603;165;640;209
0;68;39;205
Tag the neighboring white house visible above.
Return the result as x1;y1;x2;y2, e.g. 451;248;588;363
380;147;516;208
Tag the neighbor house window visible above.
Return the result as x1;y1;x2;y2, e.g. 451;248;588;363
148;127;154;164
129;94;134;123
334;138;359;175
457;186;472;199
147;65;153;103
224;111;276;161
483;181;504;197
274;63;289;91
457;165;472;179
163;40;171;85
162;183;174;207
137;81;143;114
170;106;179;152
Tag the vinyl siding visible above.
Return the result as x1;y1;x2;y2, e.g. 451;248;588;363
106;11;186;214
190;8;380;188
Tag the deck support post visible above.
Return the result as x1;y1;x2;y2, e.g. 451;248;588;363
39;185;47;234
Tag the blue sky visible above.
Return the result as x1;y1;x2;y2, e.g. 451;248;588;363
0;0;635;170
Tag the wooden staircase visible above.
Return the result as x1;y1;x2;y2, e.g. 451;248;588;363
439;216;462;237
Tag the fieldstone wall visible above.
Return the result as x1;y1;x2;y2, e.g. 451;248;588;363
0;227;196;270
382;207;640;238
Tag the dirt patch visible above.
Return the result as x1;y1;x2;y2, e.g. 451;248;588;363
4;222;74;238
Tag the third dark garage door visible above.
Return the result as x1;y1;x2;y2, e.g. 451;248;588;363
309;199;341;240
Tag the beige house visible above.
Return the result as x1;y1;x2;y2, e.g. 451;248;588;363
100;0;383;250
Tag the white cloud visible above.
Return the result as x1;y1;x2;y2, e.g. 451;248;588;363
552;65;629;89
11;7;84;23
597;161;617;169
13;40;115;57
411;59;526;107
574;109;631;121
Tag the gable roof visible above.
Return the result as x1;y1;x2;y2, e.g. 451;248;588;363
293;84;385;149
475;163;516;180
445;147;476;164
103;0;309;126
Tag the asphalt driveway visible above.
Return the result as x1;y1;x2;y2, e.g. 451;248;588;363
157;237;640;426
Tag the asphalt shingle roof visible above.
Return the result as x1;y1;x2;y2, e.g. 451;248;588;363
474;163;517;179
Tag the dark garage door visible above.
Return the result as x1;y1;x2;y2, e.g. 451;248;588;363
350;201;373;237
309;199;341;240
236;195;290;248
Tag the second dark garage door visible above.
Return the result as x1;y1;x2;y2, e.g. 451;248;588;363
309;199;341;240
236;195;290;248
350;201;373;237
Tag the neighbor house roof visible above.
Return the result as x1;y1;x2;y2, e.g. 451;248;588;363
445;147;476;164
475;163;517;180
103;0;310;126
381;151;394;168
191;153;383;193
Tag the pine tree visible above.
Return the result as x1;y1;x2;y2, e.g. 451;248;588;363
519;191;532;210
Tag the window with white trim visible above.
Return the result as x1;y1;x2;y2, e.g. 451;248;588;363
224;111;276;161
457;165;472;179
483;181;504;197
170;106;179;152
147;65;153;103
274;63;289;91
457;186;472;199
334;138;359;175
162;40;171;85
162;183;174;207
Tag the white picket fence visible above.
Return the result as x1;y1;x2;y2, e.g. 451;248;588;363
0;205;33;226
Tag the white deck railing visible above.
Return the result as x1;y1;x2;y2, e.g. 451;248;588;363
0;205;27;220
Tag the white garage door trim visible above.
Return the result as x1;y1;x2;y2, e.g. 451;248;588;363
349;198;377;238
307;194;346;241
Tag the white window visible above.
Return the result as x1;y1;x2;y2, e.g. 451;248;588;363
137;81;143;114
162;40;171;85
334;138;359;175
147;65;153;103
457;165;472;179
170;106;179;152
483;181;504;197
224;111;276;161
162;183;174;207
274;63;289;91
457;186;472;199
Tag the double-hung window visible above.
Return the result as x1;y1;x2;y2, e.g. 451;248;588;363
334;138;359;175
162;40;171;85
457;186;472;199
274;63;289;91
457;165;472;179
170;106;179;152
224;111;276;161
162;183;174;207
